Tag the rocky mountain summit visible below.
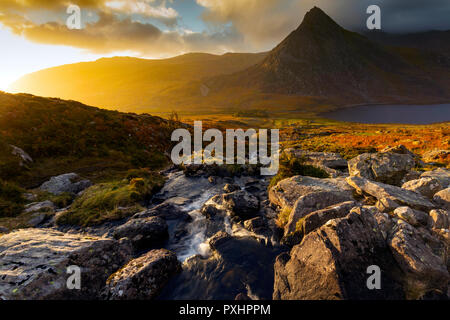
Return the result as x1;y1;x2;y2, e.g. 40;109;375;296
0;145;449;300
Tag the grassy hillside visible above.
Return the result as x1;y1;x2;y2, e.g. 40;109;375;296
0;91;176;188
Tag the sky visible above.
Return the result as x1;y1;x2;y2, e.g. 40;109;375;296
1;0;450;91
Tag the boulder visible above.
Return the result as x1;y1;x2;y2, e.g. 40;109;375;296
0;229;132;300
348;152;415;186
433;188;450;209
273;208;404;300
104;249;181;300
39;173;92;196
201;195;226;218
113;217;168;250
393;207;429;227
24;200;55;213
244;217;269;235
401;170;421;185
285;149;348;169
223;183;240;193
133;201;188;221
222;190;259;219
285;192;354;235
429;209;449;230
10;145;33;166
298;201;357;236
422;149;450;164
269;175;353;210
421;168;450;188
388;219;449;299
346;176;435;212
402;178;442;199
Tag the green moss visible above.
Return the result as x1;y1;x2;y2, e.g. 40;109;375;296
276;206;292;229
56;170;165;226
269;153;329;189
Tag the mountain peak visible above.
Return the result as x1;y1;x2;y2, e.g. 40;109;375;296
297;6;342;33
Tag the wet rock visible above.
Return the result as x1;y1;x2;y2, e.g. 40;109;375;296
209;231;232;251
421;168;450;188
133;201;188;221
346;176;435;212
0;229;132;300
285;191;354;235
201;195;226;218
224;183;240;193
429;209;449;229
269;175;353;210
433;188;450;209
348;152;415;186
244;217;270;235
273;209;404;300
402;178;442;199
393;207;429;227
388;219;449;299
39;173;92;196
104;249;181;300
24;200;55;213
113;217;168;250
285;149;348;169
222;190;259;219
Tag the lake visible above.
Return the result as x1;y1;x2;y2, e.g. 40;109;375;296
323;104;450;124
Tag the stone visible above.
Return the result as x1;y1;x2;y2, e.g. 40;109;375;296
402;178;443;199
133;201;188;221
420;168;450;188
0;229;132;300
346;176;435;212
10;145;33;166
24;200;55;213
393;206;429;227
113;217;168;250
421;149;450;164
104;249;181;300
223;183;240;193
285;192;354;235
401;170;421;185
433;188;450;209
269;175;353;210
429;209;449;229
222;190;259;219
348;152;415;186
273;209;404;300
388;219;449;299
39;173;92;196
243;217;269;234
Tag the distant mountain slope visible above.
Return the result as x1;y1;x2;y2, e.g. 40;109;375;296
10;52;267;112
209;7;450;105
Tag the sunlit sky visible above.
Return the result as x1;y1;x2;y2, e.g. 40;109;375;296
1;0;450;91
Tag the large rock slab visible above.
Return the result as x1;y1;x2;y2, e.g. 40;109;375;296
421;168;450;189
346;176;435;212
433;188;450;209
388;219;449;298
285;192;354;235
393;207;430;227
401;178;442;199
0;229;132;300
429;209;449;230
348;152;415;186
273;208;404;300
39;173;92;196
269;175;353;210
104;249;181;300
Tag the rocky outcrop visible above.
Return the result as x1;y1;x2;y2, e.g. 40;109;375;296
393;207;429;227
285;191;354;235
346;176;435;212
39;173;92;196
0;229;132;300
269;175;353;210
113;217;168;250
104;249;181;300
420;168;450;189
433;188;450;209
348;152;415;186
222;190;259;219
429;209;449;229
273;208;404;300
402;178;442;199
285;149;348;169
387;219;449;298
